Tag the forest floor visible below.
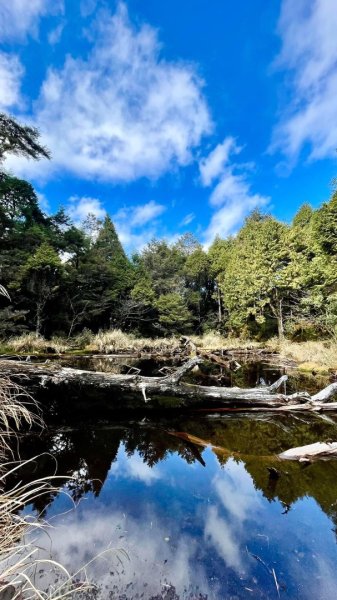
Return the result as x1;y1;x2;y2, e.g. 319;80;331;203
1;331;337;374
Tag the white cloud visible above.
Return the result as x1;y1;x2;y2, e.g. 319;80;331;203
129;200;166;227
113;200;166;252
271;0;337;162
6;3;211;183
180;213;195;227
200;138;269;245
48;22;65;45
0;0;64;41
36;191;50;214
67;196;106;224
199;137;239;186
0;52;23;110
31;504;215;598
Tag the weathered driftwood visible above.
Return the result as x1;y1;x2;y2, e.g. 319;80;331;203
279;442;337;462
311;382;337;403
0;357;336;410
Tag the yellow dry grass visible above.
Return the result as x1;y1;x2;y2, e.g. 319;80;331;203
8;333;68;354
6;330;262;356
5;330;337;372
87;329;261;354
190;332;260;351
266;338;337;371
0;378;108;598
87;329;181;353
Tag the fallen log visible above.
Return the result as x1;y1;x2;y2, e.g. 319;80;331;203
279;441;337;462
180;336;241;370
0;357;336;411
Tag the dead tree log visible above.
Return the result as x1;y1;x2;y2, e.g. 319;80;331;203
279;442;337;462
180;336;241;370
0;357;336;411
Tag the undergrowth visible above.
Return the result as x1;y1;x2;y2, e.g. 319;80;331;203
3;330;337;371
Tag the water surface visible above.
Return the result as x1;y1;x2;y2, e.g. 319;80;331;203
12;410;337;600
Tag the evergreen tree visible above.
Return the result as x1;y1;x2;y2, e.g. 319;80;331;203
155;293;192;334
0;113;50;163
222;212;296;339
17;243;63;335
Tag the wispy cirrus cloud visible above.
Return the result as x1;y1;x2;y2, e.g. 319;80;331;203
0;0;64;41
180;213;195;227
200;138;269;245
270;0;337;164
5;3;211;184
80;0;98;18
48;22;65;45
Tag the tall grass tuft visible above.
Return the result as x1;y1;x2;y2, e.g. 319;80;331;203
8;333;68;355
266;338;337;371
87;329;181;354
0;377;104;598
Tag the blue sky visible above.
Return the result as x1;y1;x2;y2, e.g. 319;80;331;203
0;0;336;251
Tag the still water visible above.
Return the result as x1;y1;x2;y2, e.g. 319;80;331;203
13;408;337;600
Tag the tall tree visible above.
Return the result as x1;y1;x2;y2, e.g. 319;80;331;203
221;212;297;339
17;243;62;336
66;216;132;331
208;236;232;328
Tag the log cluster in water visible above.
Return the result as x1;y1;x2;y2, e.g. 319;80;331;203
0;356;336;412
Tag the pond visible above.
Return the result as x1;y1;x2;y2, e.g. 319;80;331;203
10;397;337;599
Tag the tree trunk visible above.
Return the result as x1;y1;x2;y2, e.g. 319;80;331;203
35;303;42;337
277;298;285;342
217;282;222;324
270;292;285;342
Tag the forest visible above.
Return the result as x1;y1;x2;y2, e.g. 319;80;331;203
0;111;337;345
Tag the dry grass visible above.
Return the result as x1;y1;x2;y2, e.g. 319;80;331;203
190;332;261;351
4;330;337;372
0;377;39;435
8;333;68;354
266;338;337;371
0;467;97;599
86;329;262;354
86;329;181;354
6;329;262;355
0;377;111;598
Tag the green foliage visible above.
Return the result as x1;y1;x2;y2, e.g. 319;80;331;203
131;277;156;305
313;192;337;256
17;243;62;335
0;112;50;163
24;242;61;272
154;293;192;333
